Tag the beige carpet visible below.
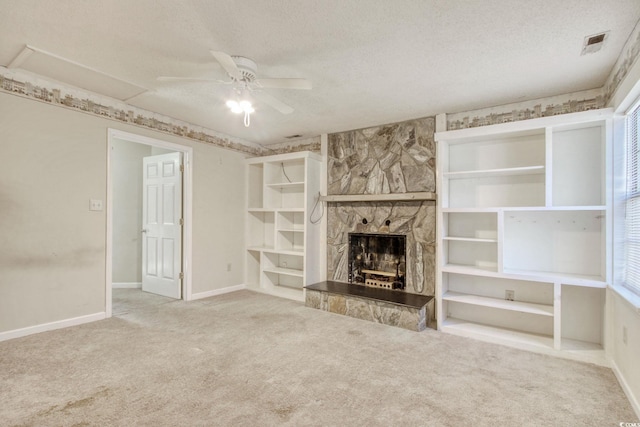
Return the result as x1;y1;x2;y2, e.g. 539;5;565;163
1;289;636;426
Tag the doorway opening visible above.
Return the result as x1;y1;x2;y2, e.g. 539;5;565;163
106;129;193;318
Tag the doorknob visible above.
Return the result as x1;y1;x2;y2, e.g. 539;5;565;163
141;229;148;233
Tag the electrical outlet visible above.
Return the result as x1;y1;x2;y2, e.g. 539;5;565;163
505;290;515;301
89;199;103;211
623;326;628;345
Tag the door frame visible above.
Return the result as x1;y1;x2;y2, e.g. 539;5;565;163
105;128;194;317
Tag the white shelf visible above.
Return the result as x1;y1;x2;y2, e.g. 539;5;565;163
443;291;553;316
274;281;304;290
249;247;304;257
561;337;604;352
444;165;545;179
442;263;606;287
278;228;304;233
502;269;606;288
247;245;275;252
443;236;497;243
276;208;305;213
442;207;502;213
266;181;304;189
441;318;554;350
275;249;304;256
248;207;306;213
263;266;304;277
442;264;499;275
441;319;607;365
503;206;606;212
442;206;605;214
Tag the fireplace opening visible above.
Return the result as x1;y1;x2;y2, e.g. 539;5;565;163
348;233;406;291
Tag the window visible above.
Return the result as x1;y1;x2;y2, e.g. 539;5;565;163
624;104;640;294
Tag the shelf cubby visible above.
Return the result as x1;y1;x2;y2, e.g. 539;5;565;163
442;291;553;316
247;210;274;250
560;285;604;348
447;130;545;172
246;250;261;288
448;174;545;208
263;270;304;290
444;211;497;240
264;159;305;185
277;230;304;252
441;318;554;351
277;210;305;231
264;184;304;209
443;239;498;271
247;163;264;209
551;123;605;207
446;301;554;337
503;209;605;282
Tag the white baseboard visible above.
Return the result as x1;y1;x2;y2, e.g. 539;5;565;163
0;312;106;342
112;282;142;289
190;284;246;301
611;359;640;420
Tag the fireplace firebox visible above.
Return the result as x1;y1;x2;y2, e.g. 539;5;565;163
348;233;406;291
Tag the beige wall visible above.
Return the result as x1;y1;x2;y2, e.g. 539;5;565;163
608;290;640;414
0;92;247;333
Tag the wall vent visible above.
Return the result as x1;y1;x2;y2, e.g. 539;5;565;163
285;134;303;139
581;31;609;55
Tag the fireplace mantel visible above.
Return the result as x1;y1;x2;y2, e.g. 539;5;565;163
320;192;436;203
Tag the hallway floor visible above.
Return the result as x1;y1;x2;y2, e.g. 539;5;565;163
112;288;175;316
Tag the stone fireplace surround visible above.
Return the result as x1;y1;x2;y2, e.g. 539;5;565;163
305;116;437;330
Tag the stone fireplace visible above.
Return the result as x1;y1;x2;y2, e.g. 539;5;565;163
305;116;437;331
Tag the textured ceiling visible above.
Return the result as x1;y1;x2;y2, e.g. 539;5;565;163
1;0;639;146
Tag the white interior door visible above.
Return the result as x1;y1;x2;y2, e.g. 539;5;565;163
142;152;182;298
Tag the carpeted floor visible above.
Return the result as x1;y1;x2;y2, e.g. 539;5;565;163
1;289;636;426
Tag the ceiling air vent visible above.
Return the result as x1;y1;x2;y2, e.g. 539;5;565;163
581;31;609;55
285;134;303;139
7;45;148;101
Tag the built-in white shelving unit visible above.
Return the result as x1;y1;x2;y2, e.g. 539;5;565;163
435;109;613;365
245;151;322;301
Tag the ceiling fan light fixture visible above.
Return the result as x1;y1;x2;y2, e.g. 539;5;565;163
226;100;243;114
226;97;254;127
239;100;253;112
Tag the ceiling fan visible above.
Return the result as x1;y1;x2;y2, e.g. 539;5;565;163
158;51;312;119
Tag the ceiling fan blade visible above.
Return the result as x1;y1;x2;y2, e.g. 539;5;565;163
253;91;294;115
210;50;242;81
157;76;229;83
256;78;312;90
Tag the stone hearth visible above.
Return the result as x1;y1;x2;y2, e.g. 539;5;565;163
305;281;433;332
